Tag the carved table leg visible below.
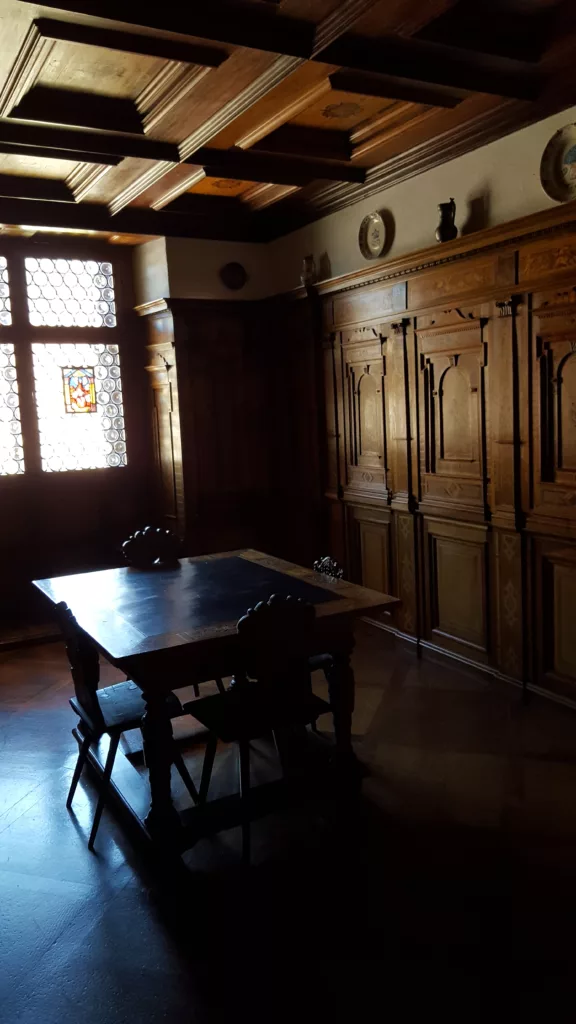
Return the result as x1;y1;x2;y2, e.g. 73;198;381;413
325;633;356;756
141;690;182;846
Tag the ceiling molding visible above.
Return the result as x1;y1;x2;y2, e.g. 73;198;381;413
137;63;212;135
108;161;177;216
312;0;383;55
318;36;545;100
0;23;54;118
34;18;229;67
242;182;298;211
328;70;465;109
351;106;438;160
150;169;206;211
0;121;180;162
66;162;114;202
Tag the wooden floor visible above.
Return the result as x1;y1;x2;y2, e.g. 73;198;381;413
1;623;576;1020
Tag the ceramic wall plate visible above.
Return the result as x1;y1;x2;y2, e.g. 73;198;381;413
359;211;386;259
540;125;576;202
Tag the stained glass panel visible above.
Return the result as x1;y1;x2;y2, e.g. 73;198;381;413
0;343;24;475
0;257;12;327
25;257;116;328
32;343;127;471
62;367;97;413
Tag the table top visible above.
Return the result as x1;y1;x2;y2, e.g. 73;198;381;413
34;549;399;665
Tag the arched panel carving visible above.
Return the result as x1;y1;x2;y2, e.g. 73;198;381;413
558;352;576;471
357;371;382;463
341;328;389;500
439;366;474;462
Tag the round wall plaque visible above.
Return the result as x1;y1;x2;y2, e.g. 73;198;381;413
358;211;386;259
540;125;576;202
219;261;248;290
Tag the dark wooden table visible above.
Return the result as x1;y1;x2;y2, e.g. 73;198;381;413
34;549;399;851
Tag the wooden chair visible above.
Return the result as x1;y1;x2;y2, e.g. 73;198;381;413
309;556;345;688
183;594;331;863
56;601;200;849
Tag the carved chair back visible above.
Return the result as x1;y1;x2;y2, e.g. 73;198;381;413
313;556;344;580
236;594;316;699
55;601;105;731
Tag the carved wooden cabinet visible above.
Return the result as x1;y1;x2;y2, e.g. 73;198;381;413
319;218;576;707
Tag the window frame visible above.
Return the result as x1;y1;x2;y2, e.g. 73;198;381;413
0;236;139;480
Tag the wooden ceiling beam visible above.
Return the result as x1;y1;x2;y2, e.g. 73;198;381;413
0;121;179;162
319;36;545;100
252;125;352;162
0;175;74;203
329;70;465;109
0;141;121;166
34;18;228;67
0;196;257;241
18;2;316;59
9;86;144;136
185;146;366;185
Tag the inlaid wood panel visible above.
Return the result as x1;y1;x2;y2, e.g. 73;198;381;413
347;504;393;597
424;518;489;658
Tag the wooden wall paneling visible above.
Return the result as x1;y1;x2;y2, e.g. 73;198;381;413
423;517;490;661
347;502;393;596
489;295;528;682
321;330;346;565
417;308;488;520
341;325;389;503
384;318;411;509
532;538;576;702
531;283;576;530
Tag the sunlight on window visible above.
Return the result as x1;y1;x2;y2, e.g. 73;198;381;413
32;343;127;472
25;257;116;328
0;343;24;475
0;257;11;326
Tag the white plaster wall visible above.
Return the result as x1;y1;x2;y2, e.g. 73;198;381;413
266;103;576;293
132;236;169;306
165;237;272;300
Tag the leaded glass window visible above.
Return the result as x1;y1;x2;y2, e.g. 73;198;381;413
25;257;116;328
0;257;11;327
32;343;127;472
0;343;24;475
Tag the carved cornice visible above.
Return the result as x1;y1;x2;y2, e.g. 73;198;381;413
315;202;576;298
0;23;54;117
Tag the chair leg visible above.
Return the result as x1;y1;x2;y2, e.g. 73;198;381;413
199;733;218;803
215;677;226;694
88;733;120;851
238;739;251;865
173;745;199;804
66;733;91;808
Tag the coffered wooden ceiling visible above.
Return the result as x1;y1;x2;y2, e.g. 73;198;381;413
0;0;574;241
